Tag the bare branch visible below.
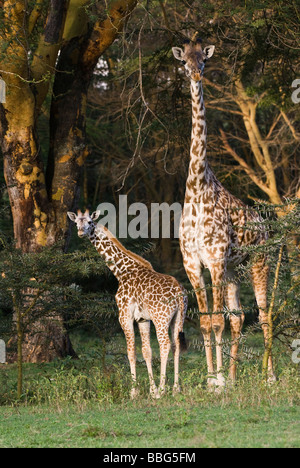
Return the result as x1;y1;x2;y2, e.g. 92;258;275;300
280;110;300;142
219;128;271;197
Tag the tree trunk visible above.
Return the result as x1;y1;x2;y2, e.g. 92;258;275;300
47;41;89;241
0;0;138;362
19;310;76;363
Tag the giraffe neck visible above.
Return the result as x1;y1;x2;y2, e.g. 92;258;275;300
185;80;209;201
89;227;134;280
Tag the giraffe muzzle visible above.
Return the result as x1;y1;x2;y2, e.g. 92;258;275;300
192;72;202;82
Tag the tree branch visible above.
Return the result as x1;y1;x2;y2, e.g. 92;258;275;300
280;110;300;142
219;128;271;197
234;80;281;204
31;0;70;110
81;0;138;75
28;1;44;34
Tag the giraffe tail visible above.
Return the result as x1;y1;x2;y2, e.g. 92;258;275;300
178;288;188;353
179;332;187;353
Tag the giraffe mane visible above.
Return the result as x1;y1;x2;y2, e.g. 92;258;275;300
100;225;154;271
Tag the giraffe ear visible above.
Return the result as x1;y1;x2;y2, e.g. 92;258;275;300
67;212;77;222
172;47;184;61
203;45;215;59
91;210;101;221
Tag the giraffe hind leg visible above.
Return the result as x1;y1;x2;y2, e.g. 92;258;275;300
155;323;172;398
251;258;276;382
138;321;158;398
185;265;215;385
225;277;245;382
171;298;187;394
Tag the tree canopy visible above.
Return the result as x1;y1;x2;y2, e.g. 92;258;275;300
0;0;299;363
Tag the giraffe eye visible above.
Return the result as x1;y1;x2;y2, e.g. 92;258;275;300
181;60;186;65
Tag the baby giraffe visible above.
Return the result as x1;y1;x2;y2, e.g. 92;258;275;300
67;209;188;398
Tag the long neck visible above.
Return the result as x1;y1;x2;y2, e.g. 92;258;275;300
89;228;135;280
185;80;208;201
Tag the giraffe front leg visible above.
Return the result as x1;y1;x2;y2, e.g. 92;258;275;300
119;316;138;399
187;267;214;387
138;321;158;398
210;262;226;390
200;314;215;388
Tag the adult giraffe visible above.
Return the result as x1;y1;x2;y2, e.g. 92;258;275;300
172;38;275;387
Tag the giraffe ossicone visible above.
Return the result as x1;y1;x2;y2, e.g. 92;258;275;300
172;40;276;387
67;209;188;399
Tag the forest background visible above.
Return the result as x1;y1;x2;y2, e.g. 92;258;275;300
0;0;299;380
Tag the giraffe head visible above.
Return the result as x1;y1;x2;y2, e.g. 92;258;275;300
172;38;215;82
67;209;100;238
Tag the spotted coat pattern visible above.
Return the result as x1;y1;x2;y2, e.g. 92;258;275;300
173;41;275;385
67;210;188;398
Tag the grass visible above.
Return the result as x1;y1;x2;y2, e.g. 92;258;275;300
0;402;298;448
0;325;299;448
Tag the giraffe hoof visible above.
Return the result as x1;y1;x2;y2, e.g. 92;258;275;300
172;385;181;396
226;378;236;389
214;385;225;394
216;374;226;387
130;388;140;399
207;375;226;392
156;387;166;398
207;376;217;389
150;387;159;399
267;374;277;384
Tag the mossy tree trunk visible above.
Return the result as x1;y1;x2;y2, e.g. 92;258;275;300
0;0;137;362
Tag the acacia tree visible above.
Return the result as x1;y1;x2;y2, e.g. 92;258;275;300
0;0;138;361
200;2;300;275
83;0;299;272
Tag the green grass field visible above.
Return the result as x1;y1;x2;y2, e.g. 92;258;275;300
0;402;298;448
0;326;299;448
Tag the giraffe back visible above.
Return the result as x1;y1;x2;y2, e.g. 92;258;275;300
117;264;187;325
180;169;267;268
